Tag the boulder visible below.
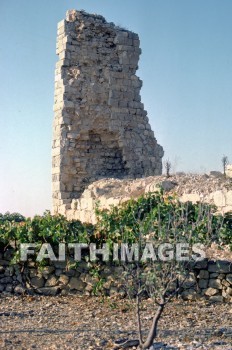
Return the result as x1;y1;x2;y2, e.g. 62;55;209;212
198;279;208;289
59;274;69;285
41;266;55;277
45;276;59;287
204;287;219;296
208;279;223;289
69;277;86;291
209;295;223;302
14;285;26;294
37;287;60;296
208;261;232;273
30;276;45;288
198;270;209;279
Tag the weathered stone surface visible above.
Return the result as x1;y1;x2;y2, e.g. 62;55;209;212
14;285;26;294
84;274;98;286
198;270;209;279
198;279;208;289
29;269;38;278
55;269;63;276
180;193;201;204
213;191;226;207
209;295;224;302
5;284;13;292
204;287;219;296
222;279;231;287
41;266;55;277
60;286;70;296
45;276;59;287
54;261;66;269
208;279;223;289
226;274;232;285
0;276;13;283
69;277;86;291
37;287;60;296
4;266;14;276
225;287;232;296
225;164;232;178
52;10;164;216
30;277;45;289
208;261;232;273
193;259;209;270
16;274;23;283
210;272;219;278
66;269;76;277
59;274;69;285
225;191;232;206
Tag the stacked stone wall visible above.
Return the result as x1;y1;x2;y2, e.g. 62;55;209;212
0;247;231;302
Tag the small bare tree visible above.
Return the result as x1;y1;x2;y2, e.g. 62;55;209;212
112;197;224;349
164;159;171;178
95;192;228;349
222;155;228;176
116;258;191;349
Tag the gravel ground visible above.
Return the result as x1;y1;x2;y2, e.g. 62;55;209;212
0;294;231;350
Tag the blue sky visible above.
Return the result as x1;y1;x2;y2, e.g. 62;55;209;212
0;0;232;216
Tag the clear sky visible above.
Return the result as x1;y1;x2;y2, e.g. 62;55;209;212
0;0;232;216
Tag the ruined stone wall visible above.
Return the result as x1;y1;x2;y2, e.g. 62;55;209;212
52;10;163;215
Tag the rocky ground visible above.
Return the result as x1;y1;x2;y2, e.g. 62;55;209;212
0;294;231;350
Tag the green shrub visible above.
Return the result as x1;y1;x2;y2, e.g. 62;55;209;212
0;212;25;223
0;210;93;248
95;191;231;248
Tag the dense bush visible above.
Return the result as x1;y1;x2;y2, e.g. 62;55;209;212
219;212;232;248
0;210;93;248
0;212;25;223
95;192;232;249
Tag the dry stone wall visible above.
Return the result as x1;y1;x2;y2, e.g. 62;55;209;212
52;10;163;216
0;247;231;302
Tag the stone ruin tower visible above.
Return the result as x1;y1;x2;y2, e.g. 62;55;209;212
52;10;164;215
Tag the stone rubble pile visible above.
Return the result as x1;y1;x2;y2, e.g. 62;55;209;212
67;173;232;223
